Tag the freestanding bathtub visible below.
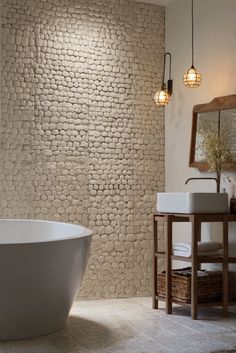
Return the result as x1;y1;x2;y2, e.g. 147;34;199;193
0;219;92;341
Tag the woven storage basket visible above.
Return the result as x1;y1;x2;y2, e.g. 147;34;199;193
157;267;236;304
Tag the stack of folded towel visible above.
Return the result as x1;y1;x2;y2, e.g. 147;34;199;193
172;242;222;257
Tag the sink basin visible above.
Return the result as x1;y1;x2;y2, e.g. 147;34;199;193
157;192;229;214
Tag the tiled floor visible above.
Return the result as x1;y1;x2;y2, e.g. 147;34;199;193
1;297;236;353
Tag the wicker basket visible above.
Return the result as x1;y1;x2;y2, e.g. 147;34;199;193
157;267;236;304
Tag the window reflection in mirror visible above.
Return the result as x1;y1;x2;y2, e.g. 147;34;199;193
195;111;219;162
221;109;236;160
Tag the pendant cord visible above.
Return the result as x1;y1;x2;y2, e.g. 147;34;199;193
192;0;194;67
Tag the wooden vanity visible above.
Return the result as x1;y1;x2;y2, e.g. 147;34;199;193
153;212;236;319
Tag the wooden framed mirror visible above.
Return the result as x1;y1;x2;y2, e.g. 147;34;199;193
189;94;236;171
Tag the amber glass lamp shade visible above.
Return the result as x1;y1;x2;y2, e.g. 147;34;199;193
183;65;202;88
154;89;170;106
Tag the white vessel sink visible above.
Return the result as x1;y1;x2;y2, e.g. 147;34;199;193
157;192;229;214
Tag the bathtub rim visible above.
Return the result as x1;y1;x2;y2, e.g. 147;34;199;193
0;219;93;245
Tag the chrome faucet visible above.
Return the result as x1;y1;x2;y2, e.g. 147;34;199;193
185;177;219;193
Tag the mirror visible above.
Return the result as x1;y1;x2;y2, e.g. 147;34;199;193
189;94;236;171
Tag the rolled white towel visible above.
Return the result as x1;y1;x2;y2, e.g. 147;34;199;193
173;242;191;252
172;242;222;258
172;243;191;257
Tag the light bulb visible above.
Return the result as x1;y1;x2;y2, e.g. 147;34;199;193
183;65;202;88
154;89;170;106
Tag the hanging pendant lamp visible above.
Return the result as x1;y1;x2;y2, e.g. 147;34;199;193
183;0;202;88
154;52;173;106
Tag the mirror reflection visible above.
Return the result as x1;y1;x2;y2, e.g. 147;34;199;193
195;109;236;162
189;95;236;171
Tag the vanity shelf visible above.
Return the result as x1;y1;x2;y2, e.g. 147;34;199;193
155;252;236;263
153;212;236;319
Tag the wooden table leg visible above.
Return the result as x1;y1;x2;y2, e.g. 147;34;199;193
153;215;158;309
166;215;172;314
191;217;200;320
222;220;229;317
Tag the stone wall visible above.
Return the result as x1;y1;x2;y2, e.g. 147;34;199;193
0;0;165;298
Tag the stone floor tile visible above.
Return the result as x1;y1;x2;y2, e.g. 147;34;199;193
0;297;236;353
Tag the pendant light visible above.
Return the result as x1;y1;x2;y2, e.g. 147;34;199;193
183;0;202;88
154;52;173;106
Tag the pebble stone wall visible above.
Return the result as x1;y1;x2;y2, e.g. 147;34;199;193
0;0;165;298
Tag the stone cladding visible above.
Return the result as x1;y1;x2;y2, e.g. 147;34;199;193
0;0;165;298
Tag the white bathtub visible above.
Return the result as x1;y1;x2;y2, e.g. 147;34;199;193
0;219;92;341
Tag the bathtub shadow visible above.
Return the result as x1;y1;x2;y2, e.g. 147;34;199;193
47;315;118;352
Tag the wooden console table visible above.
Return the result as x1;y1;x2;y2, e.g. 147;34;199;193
153;213;236;319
